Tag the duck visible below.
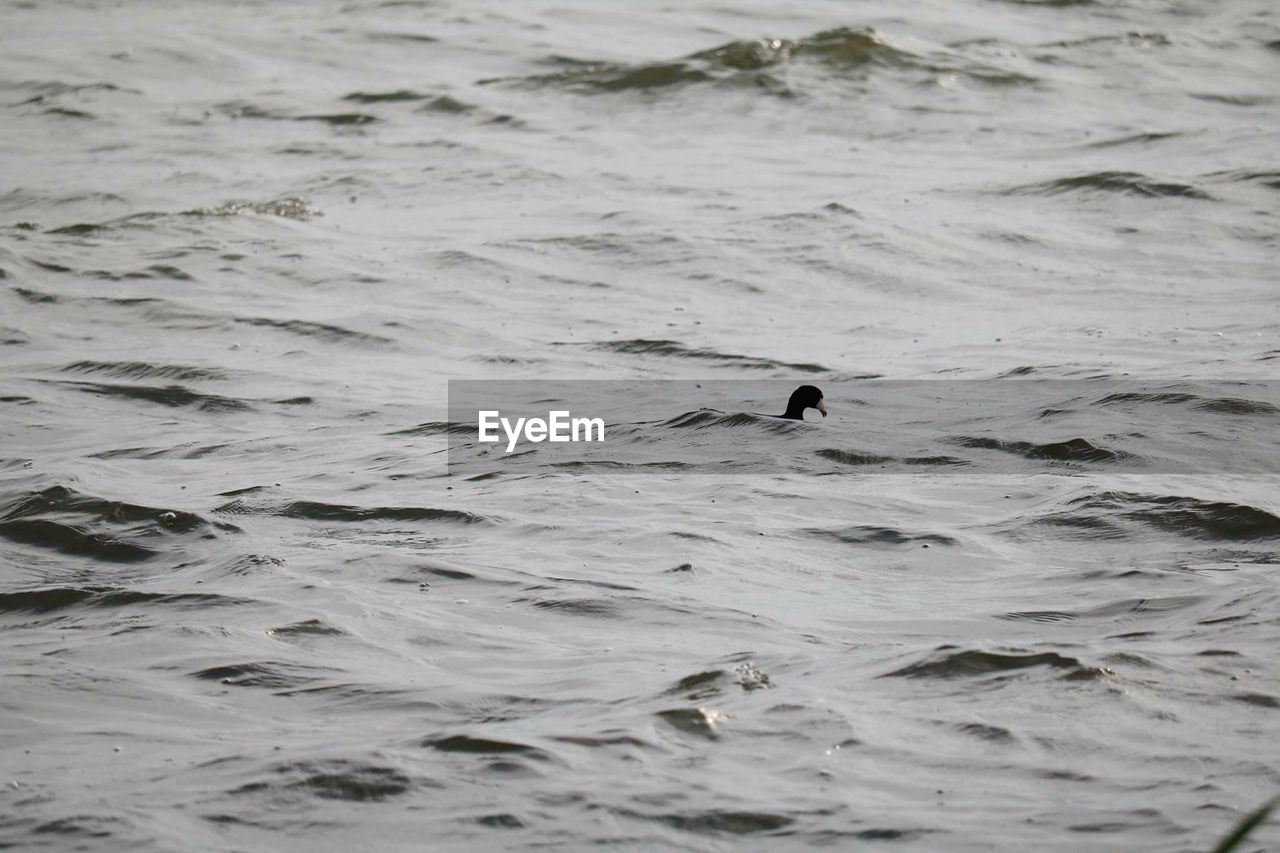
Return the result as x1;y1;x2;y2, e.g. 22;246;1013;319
776;384;827;420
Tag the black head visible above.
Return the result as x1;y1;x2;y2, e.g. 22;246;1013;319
783;385;826;420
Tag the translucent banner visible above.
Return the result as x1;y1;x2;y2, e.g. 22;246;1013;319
441;380;1280;477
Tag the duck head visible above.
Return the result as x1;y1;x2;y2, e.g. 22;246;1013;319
783;384;826;420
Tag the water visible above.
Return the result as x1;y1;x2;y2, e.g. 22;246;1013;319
2;0;1278;849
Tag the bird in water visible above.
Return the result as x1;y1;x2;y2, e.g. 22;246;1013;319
775;384;827;420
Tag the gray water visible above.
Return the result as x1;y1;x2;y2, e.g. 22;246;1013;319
2;0;1279;850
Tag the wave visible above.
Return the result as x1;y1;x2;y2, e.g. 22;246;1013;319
231;316;392;346
43;379;252;412
1094;389;1279;416
214;497;488;525
1023;491;1280;541
486;27;1032;96
1005;171;1212;199
950;435;1128;463
1210;168;1280;190
421;733;548;757
191;660;339;690
883;647;1106;680
0;325;29;345
1002;0;1095;6
517;595;621;617
62;360;232;382
0;484;240;563
364;30;439;45
1084;131;1183;149
293;112;379;126
583;339;828;372
547;459;695;471
0;518;160;562
230;759;416;802
609;805;794;835
387;420;476;436
807;525;957;547
0;585;247;614
342;89;430;103
998;594;1207;624
182;197;321;220
817;448;968;467
660;410;801;433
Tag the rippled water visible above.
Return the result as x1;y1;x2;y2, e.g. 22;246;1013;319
2;0;1278;850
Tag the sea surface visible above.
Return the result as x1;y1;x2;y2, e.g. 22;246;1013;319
2;0;1278;850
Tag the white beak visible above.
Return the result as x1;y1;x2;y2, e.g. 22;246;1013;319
816;399;827;417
